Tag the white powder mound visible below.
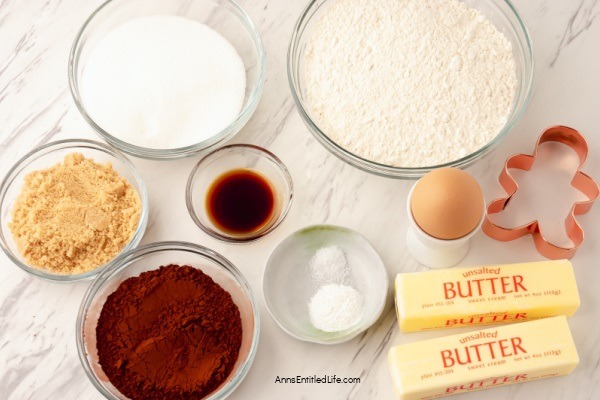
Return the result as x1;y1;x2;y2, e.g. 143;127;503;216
81;15;246;149
308;245;350;285
308;284;364;332
305;0;517;167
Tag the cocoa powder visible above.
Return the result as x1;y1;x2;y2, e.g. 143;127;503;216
95;264;242;399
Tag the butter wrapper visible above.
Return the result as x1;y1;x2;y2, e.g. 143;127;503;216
388;316;579;400
395;260;579;332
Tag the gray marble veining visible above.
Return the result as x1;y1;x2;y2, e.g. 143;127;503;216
1;1;599;399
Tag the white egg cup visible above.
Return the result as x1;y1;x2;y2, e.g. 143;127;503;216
406;184;485;269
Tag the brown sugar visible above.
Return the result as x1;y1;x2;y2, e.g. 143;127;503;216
9;153;141;274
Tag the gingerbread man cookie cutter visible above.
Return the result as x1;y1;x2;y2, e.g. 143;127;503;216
483;126;599;259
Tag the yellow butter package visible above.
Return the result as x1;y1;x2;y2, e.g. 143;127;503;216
395;260;579;332
388;316;579;400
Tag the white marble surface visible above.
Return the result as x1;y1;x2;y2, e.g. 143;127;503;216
1;0;599;399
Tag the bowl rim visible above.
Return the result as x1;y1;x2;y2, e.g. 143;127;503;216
76;240;261;400
262;224;388;345
287;0;534;179
185;144;294;243
68;0;266;160
0;139;149;282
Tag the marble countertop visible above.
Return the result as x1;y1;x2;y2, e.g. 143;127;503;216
1;0;599;399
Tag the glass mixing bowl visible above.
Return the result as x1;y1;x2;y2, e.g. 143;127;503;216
69;0;265;160
288;0;534;179
0;139;148;282
76;241;260;399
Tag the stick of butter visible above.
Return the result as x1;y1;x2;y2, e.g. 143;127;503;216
388;316;578;400
396;260;579;332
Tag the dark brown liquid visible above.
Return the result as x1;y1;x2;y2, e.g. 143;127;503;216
206;169;275;234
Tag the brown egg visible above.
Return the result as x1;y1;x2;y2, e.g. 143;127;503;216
410;168;484;240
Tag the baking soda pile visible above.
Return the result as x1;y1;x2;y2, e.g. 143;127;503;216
307;246;364;332
305;0;517;167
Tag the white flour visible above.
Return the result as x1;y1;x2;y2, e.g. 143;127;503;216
305;0;517;167
81;16;246;149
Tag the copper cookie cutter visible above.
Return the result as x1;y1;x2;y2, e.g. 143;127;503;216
483;126;599;259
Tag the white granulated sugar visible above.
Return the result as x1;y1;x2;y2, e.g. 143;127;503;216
309;246;350;285
308;284;364;332
81;15;246;149
305;0;517;167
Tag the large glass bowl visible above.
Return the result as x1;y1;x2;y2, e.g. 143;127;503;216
0;139;148;282
76;241;260;400
288;0;533;179
69;0;265;160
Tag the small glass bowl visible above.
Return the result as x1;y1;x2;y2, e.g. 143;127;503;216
0;139;148;282
288;0;534;179
186;144;293;243
69;0;265;160
76;241;260;400
263;225;388;345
